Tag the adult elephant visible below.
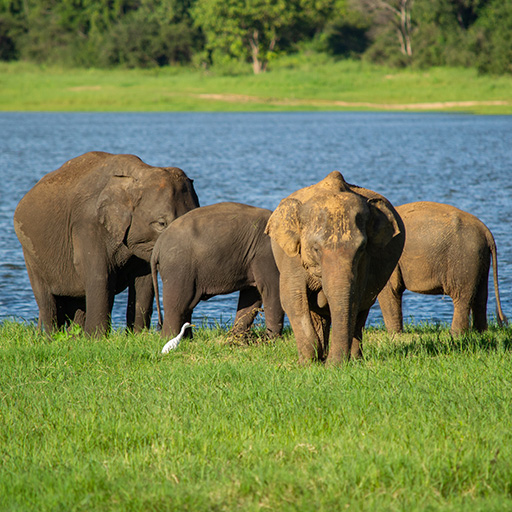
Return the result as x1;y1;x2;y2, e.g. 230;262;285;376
151;202;284;339
14;151;199;335
377;201;508;334
265;171;405;365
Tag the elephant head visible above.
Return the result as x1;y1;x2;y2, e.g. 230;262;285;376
96;156;199;262
265;171;404;365
14;151;200;335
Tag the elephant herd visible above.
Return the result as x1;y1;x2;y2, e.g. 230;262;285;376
14;151;507;366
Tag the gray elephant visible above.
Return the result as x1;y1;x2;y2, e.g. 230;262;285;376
151;202;284;339
265;171;405;365
14;151;199;335
377;201;508;334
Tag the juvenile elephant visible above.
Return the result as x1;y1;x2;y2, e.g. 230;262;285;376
378;201;508;334
14;151;199;335
265;171;405;365
151;202;284;339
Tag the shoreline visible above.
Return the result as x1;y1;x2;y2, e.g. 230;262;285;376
2;61;512;114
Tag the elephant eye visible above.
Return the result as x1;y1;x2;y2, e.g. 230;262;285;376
311;243;321;257
152;219;168;232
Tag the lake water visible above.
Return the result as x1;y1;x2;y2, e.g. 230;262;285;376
1;112;511;330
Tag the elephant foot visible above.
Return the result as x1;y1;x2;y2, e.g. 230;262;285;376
265;331;282;341
226;329;268;346
324;356;350;368
351;348;363;359
351;338;363;359
297;354;319;366
324;347;353;366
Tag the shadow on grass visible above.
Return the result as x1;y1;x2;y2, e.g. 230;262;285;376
365;323;512;361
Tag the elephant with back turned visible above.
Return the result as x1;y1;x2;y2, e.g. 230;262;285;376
14;151;199;335
151;201;284;340
265;171;405;365
377;201;508;334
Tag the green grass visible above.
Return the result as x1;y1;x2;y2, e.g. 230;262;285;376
2;56;512;113
1;320;511;511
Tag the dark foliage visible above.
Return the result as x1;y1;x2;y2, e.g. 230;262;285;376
323;18;370;57
0;0;510;74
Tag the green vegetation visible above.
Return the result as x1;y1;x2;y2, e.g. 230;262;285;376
1;1;511;75
2;58;512;113
1;320;511;511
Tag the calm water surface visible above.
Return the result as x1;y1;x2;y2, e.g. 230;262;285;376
1;112;511;329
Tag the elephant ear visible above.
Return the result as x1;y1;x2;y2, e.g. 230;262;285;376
265;198;302;257
366;198;402;253
97;175;141;246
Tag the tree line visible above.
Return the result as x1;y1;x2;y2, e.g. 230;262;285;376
0;0;511;74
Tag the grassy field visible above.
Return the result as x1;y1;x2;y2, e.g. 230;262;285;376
1;320;511;511
1;56;512;113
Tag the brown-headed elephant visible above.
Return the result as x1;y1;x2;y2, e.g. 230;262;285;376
377;201;508;334
151;202;284;339
14;151;199;335
265;171;405;366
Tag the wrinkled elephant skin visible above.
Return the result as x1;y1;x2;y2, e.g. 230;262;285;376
378;201;508;334
151;202;284;340
265;171;405;366
14;151;200;335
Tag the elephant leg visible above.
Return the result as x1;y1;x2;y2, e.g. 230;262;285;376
233;287;262;335
127;273;154;331
26;263;59;332
126;285;135;330
276;253;319;363
471;273;489;332
57;297;86;329
166;309;194;341
162;306;193;339
451;296;471;335
74;244;114;335
37;293;58;332
83;274;115;336
351;309;370;359
161;277;197;338
285;286;325;363
377;275;405;333
73;308;86;329
289;309;322;363
282;284;319;363
310;310;330;361
258;281;284;339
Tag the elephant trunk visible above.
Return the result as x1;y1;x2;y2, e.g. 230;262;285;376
321;249;360;365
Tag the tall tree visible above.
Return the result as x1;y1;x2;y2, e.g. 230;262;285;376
351;0;414;56
193;0;328;73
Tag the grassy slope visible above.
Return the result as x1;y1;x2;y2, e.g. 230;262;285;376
1;57;512;113
1;321;511;511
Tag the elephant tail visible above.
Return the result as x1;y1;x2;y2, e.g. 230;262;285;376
487;230;508;327
151;250;164;329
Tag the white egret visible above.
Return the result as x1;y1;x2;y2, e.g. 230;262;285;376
161;322;195;354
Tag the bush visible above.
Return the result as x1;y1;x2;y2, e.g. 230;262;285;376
0;14;21;61
472;0;512;75
100;13;198;68
318;17;370;58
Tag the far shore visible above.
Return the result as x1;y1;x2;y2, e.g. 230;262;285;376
2;60;512;114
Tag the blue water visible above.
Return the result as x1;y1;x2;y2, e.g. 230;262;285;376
1;112;511;330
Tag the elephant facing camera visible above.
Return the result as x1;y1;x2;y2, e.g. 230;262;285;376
265;171;405;366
